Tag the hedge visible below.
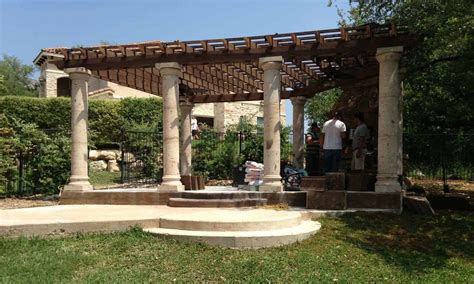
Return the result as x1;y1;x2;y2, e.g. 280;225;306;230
0;96;162;196
0;96;163;146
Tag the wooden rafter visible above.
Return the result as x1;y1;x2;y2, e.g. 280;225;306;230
43;23;415;103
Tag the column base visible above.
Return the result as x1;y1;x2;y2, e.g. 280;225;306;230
63;183;93;192
159;183;185;192
259;184;283;192
261;175;283;192
375;175;401;193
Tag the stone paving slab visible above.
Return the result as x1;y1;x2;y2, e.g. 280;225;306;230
0;205;313;238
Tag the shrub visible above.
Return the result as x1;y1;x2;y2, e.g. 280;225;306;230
0;96;163;195
0;96;163;146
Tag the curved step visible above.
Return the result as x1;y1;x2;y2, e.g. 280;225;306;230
172;192;262;200
145;220;321;248
168;197;267;208
159;210;302;231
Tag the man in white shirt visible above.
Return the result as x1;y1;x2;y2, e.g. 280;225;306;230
191;115;199;139
320;112;347;173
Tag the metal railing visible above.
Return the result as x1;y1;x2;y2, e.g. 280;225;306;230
120;129;163;184
404;133;474;189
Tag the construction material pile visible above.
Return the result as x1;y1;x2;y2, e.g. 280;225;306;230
244;161;264;186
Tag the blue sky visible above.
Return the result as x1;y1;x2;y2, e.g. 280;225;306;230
0;0;349;126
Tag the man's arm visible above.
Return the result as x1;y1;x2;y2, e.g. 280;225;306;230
340;123;347;139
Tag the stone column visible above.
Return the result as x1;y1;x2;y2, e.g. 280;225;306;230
156;63;184;192
64;67;92;191
290;96;306;169
213;103;226;138
180;101;193;177
375;46;403;193
259;56;284;192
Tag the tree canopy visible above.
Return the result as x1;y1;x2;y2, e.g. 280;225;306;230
337;0;474;133
0;54;38;97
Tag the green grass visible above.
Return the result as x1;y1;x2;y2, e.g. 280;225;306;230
89;171;121;187
1;211;473;282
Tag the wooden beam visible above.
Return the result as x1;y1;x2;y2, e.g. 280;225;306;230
52;35;416;70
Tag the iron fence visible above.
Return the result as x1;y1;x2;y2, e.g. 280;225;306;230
404;133;474;189
1;128;69;196
120;129;163;184
191;129;293;180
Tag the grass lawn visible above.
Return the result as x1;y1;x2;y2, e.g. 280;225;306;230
89;171;121;188
1;211;473;282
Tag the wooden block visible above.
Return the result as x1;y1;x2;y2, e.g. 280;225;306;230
300;176;326;190
427;193;470;210
198;176;205;190
191;176;199;190
346;192;401;210
346;172;376;191
306;190;346;210
325;173;345;191
181;175;192;190
403;195;435;215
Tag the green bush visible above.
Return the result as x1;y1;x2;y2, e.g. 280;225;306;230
192;118;293;180
0;96;163;146
0;96;163;195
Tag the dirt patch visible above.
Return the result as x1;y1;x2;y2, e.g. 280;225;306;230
412;179;474;197
0;198;58;209
257;203;289;210
206;179;233;186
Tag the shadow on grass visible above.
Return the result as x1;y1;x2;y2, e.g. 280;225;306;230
334;210;474;274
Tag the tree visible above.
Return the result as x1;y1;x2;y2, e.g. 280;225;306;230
305;88;342;124
0;54;38;97
334;0;474;133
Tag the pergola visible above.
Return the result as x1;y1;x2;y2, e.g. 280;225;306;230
46;23;415;193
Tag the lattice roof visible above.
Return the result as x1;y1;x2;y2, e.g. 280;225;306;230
43;23;415;103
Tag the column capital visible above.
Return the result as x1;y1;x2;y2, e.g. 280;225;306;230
259;56;284;71
156;62;182;77
65;67;91;80
290;96;306;105
180;100;194;110
376;46;403;63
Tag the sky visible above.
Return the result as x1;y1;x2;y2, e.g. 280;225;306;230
0;0;349;126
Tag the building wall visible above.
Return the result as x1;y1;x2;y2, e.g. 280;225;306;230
40;63;154;99
193;100;287;130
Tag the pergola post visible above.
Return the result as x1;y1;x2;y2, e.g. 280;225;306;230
375;46;403;193
259;56;284;192
156;63;184;192
64;67;92;192
290;96;306;169
180;101;193;177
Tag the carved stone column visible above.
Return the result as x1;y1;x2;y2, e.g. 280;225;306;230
64;67;92;191
259;56;284;192
156;63;184;192
180;101;193;177
291;96;306;169
375;46;403;193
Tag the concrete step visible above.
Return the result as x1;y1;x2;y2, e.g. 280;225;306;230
168;197;267;208
172;191;262;200
144;220;321;248
159;210;302;231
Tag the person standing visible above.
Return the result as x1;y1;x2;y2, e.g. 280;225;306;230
191;115;199;139
351;112;370;170
320;112;346;173
305;122;321;175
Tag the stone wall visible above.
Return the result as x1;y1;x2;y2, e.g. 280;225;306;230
89;150;121;172
193;100;287;131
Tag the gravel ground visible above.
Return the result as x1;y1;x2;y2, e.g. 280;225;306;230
0;198;58;209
